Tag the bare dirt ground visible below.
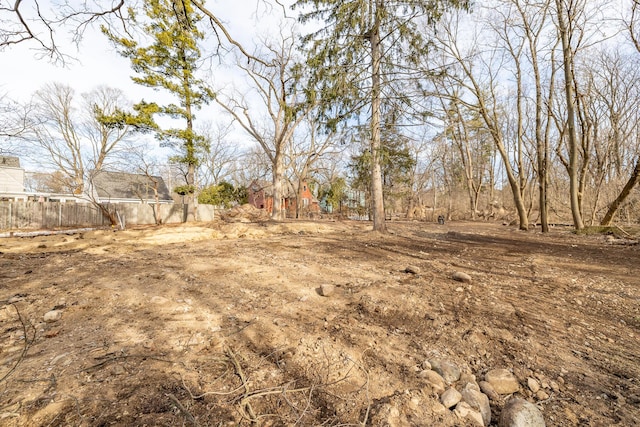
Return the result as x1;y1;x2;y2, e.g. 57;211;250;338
0;219;638;426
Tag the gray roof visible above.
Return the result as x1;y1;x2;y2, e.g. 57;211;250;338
92;171;173;202
0;156;20;168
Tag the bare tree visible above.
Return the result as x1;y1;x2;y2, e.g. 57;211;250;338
121;144;166;224
215;25;314;220
0;0;272;64
284;117;341;218
599;1;640;225
433;11;530;229
23;82;135;223
197;121;240;187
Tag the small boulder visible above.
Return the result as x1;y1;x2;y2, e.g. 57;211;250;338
485;368;520;394
499;398;546;427
527;377;541;393
441;388;462;409
453;271;472;284
461;383;491;426
430;358;461;384
454;402;485;426
150;296;169;305
319;284;335;297
479;381;501;401
43;310;62;323
405;265;420;275
419;369;446;394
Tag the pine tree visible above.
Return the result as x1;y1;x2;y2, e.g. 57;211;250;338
103;0;214;221
294;0;470;231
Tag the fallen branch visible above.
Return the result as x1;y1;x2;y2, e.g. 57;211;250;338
226;347;258;425
79;354;175;373
615;225;632;238
166;393;198;426
0;304;35;384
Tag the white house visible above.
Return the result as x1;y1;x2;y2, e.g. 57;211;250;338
0;156;27;200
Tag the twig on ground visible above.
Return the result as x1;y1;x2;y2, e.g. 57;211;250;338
79;354;174;373
166;393;199;426
179;372;246;399
0;304;35;384
226;346;258;425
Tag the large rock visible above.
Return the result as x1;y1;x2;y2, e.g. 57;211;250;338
499;398;546;427
461;383;491;426
441;388;462;409
430;358;461;384
485;369;520;394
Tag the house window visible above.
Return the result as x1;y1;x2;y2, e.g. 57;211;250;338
303;198;309;207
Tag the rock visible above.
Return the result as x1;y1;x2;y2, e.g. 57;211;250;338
485;369;520;394
8;294;26;304
535;390;549;400
455;402;485;426
432;402;447;415
527;377;541;393
479;381;501;401
419;369;446;394
430;358;461;384
461;383;492;426
454;401;471;418
420;360;432;370
150;296;169;304
441;388;462;408
405;265;420;274
499;398;546;427
459;373;478;389
43;310;62;323
319;284;335;297
453;271;472;283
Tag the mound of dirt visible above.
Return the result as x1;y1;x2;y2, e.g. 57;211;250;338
219;203;270;223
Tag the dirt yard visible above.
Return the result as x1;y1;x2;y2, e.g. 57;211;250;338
0;219;638;426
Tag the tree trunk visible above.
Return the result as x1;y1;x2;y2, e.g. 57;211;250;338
369;13;386;232
600;157;640;226
272;152;285;221
497;141;529;230
556;0;584;230
186;162;197;222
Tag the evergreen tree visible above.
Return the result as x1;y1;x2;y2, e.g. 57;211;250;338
294;0;471;231
103;0;214;221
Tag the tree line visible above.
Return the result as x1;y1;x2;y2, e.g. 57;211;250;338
1;0;639;231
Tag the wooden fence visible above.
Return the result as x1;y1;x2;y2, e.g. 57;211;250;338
0;201;217;231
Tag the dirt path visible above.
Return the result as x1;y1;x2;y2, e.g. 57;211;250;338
0;220;638;426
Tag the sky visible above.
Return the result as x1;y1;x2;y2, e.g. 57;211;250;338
1;1;289;101
1;0;297;171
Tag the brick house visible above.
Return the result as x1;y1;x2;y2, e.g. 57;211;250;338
247;179;320;217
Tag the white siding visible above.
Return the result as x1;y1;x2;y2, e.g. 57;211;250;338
0;167;24;193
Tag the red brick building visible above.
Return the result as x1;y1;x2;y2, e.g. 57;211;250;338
247;180;320;217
